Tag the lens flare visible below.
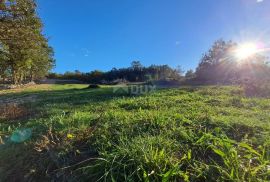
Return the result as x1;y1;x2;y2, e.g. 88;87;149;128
235;43;259;60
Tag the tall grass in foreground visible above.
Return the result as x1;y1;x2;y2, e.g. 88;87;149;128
0;85;269;181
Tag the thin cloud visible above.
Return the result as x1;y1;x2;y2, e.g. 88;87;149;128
81;48;91;57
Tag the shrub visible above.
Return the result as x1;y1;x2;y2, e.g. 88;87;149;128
241;78;270;97
87;84;101;89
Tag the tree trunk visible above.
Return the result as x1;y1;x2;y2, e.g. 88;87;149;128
12;67;19;85
30;69;34;82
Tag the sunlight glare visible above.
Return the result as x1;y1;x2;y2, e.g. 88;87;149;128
235;43;259;60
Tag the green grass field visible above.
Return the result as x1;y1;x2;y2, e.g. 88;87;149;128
0;84;270;181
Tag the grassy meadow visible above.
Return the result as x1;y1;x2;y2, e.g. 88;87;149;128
0;84;270;181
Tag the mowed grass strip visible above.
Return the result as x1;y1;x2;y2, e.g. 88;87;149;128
0;84;270;181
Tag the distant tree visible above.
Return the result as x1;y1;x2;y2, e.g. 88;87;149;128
75;70;81;75
47;62;183;84
185;69;195;80
88;70;104;83
131;61;143;70
47;72;60;79
176;65;185;76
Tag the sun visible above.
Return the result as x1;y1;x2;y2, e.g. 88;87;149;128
235;43;259;60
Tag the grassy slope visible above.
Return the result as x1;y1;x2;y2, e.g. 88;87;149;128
0;84;270;181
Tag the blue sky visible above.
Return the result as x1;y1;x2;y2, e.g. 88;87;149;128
37;0;270;73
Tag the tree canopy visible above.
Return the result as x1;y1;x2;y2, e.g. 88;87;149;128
0;0;54;84
195;39;270;84
48;61;183;84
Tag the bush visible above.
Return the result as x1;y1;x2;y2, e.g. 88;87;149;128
241;78;270;97
87;84;101;89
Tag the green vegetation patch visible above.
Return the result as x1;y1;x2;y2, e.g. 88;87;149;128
0;84;270;181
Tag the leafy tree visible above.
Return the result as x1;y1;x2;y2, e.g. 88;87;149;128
48;62;183;84
195;39;269;84
185;69;195;80
0;0;54;84
131;61;143;70
195;39;237;83
0;43;9;81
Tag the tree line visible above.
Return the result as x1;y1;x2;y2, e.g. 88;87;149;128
47;61;183;84
0;0;54;84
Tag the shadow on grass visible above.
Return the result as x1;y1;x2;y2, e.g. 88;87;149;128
0;85;144;127
0;86;135;104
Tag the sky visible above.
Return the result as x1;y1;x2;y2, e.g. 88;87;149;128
37;0;270;73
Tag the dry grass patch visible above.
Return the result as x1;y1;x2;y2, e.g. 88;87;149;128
0;103;33;120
